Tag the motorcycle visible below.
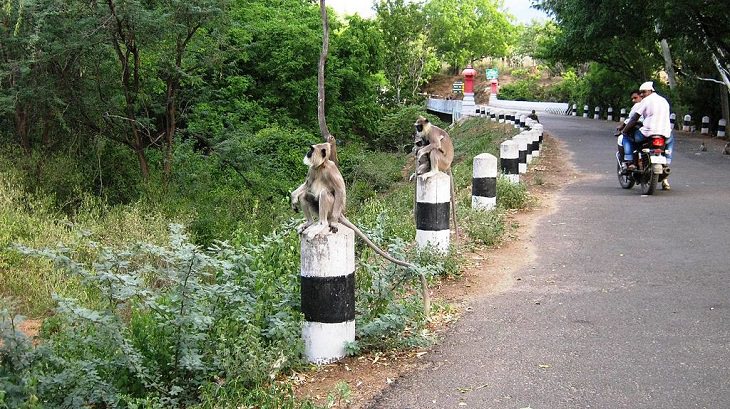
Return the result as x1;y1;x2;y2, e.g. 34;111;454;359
616;134;671;195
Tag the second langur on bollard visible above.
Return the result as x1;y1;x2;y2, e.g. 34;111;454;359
291;140;430;315
410;116;459;242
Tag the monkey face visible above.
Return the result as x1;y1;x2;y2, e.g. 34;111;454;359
414;116;429;135
305;143;330;167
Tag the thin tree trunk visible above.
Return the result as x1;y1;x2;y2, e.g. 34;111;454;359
660;39;677;89
317;0;331;142
720;87;729;127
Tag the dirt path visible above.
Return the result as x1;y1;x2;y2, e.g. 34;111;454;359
293;133;577;407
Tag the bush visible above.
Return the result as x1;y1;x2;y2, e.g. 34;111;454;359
4;224;306;407
371;105;447;153
497;177;531;210
461;208;506;246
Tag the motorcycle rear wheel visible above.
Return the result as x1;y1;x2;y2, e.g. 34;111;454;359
639;163;658;195
617;162;634;189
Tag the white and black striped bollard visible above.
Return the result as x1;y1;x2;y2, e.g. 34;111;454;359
620;108;627;123
498;111;505;123
572;104;577;116
607;107;614;121
472;153;497;211
583;105;589;118
683;114;691;131
718;119;726;137
301;229;355;364
701;116;710;134
670;113;676;129
490;109;496;122
500;140;520;183
519;114;526;129
480;106;486;117
416;172;450;252
513;134;529;174
594;106;600;120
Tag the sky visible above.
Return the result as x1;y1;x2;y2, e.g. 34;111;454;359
326;0;549;24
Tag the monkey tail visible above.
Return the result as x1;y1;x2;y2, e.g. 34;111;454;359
338;216;414;269
448;169;459;244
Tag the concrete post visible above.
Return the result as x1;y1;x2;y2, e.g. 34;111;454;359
572;104;577;116
583;105;589;118
500;140;519;183
301;228;356;364
498;111;505;123
513;134;529;174
701;116;710;134
416;172;450;252
718;119;726;137
513;111;520;129
594;106;600;120
620;108;627;123
670;113;676;129
490;109;496;122
683;114;692;132
519;114;526;130
472;153;497;211
607;107;614;121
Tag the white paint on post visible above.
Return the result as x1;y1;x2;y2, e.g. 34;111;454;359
300;227;355;364
683;114;691;132
670;113;676;129
572;104;577;116
499;140;520;184
472;153;497;211
620;108;627;123
513;134;529;174
583;105;589;118
607;107;614;121
718;119;726;137
416;172;450;252
701;116;710;134
594;106;600;120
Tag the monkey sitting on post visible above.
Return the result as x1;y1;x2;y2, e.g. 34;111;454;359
410;116;459;239
413;116;454;179
290;141;413;268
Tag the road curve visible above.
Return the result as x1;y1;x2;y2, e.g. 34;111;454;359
368;115;730;408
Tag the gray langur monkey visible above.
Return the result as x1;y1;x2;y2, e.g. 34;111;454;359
413;116;454;179
290;142;413;268
291;141;431;315
411;116;459;240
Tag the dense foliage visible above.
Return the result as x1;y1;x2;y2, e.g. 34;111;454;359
534;0;730;126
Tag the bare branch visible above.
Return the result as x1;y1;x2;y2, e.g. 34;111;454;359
317;0;330;142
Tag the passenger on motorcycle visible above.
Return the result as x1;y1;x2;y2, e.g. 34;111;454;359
615;89;644;161
620;81;674;190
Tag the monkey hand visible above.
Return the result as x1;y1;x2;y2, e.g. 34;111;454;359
409;172;417;182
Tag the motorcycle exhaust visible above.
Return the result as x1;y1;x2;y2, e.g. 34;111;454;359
664;167;671;175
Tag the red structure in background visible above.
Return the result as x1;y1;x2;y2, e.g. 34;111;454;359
490;79;498;94
461;64;477;94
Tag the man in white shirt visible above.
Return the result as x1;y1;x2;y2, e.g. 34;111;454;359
621;81;674;190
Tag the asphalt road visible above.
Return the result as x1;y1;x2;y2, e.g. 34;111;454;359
368;115;730;409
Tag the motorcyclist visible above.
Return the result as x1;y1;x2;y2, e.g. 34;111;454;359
615;89;643;162
620;81;674;190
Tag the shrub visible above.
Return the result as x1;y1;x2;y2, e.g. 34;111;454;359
371;105;447;153
4;224;306;407
497;177;531;210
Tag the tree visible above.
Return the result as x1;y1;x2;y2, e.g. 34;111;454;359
424;0;513;71
375;0;438;104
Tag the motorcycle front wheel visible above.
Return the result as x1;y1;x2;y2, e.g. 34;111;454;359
639;159;658;195
617;162;634;189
